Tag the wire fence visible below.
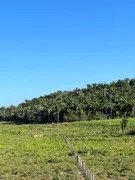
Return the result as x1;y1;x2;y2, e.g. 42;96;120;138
62;136;95;180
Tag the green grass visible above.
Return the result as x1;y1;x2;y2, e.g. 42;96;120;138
59;119;135;180
0;119;135;179
0;124;78;180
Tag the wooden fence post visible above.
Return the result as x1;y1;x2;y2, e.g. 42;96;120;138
62;135;95;180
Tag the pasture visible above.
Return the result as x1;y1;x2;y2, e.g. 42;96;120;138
0;119;135;179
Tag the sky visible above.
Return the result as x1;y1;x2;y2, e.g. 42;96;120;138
0;0;135;107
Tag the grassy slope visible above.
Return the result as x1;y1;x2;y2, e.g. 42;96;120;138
0;119;135;179
60;119;135;180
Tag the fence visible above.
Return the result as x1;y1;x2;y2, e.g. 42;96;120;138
62;136;95;180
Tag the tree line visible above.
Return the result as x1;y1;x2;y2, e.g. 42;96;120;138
0;78;135;123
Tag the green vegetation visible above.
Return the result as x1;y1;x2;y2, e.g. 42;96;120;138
63;119;135;180
0;78;135;179
0;119;135;179
0;123;78;179
1;78;135;123
120;116;128;133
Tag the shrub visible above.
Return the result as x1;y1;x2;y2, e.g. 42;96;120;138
127;129;135;136
120;116;128;133
95;111;105;120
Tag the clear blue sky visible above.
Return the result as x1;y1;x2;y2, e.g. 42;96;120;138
0;0;135;107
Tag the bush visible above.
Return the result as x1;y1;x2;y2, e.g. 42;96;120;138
63;112;88;122
87;111;105;120
120;117;128;133
127;129;135;136
95;111;105;120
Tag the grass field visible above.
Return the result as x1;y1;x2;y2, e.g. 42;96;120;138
0;119;135;180
0;124;78;180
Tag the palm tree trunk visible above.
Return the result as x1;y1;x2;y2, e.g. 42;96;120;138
110;107;113;118
48;110;50;123
109;118;112;136
132;107;135;118
57;110;60;124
